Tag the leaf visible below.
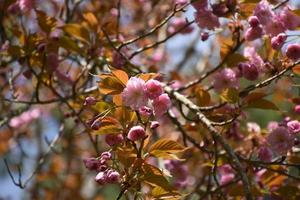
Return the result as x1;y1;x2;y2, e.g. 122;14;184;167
225;53;248;68
239;3;257;19
195;87;210;106
116;147;136;167
36;10;57;33
219;37;234;59
111;70;128;86
82;12;98;29
220;88;239;103
62;24;90;43
292;65;300;76
138;73;159;81
94;116;123;135
58;36;81;54
98;74;125;95
242;92;267;104
141;163;174;191
149;139;185;154
246;99;279;110
152;186;180;199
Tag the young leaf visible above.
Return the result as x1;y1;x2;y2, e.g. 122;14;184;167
141;163;174;191
111;70;128;86
220;88;239;103
246;99;279;110
62;24;90;43
36;10;57;34
149;139;185;154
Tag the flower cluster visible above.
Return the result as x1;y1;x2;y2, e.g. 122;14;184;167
122;77;171;118
258;118;300;161
83;152;120;185
244;0;300;62
9;108;41;128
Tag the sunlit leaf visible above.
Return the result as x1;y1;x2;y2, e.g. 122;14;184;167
220;88;239;103
36;10;57;34
62;24;90;43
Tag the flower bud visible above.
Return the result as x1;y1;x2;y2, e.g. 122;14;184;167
239;63;259;81
286;44;300;61
105;134;124;146
139;106;153;117
287;120;300;134
294;105;300;114
200;32;209;41
127;126;146;141
84;96;97;106
95;172;106;185
150;121;160;129
100;151;112;160
106;170;120;183
83;157;99;171
248;16;260;28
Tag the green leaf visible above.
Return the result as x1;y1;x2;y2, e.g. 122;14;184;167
58;36;82;54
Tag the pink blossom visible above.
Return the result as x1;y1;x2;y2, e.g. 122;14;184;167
267;121;279;132
139;106;153;117
294;105;300;114
287;120;300;134
127;126;146;141
244;47;264;71
212;68;239;91
9;108;41;128
122;77;148;110
105;134;124;146
164;160;189;188
244;26;263;41
253;0;274;26
218;164;235;185
19;0;34;13
271;33;287;50
248;16;260;28
258;146;273;162
153;94;171;117
279;7;300;30
264;17;286;36
286;44;300;62
194;9;220;30
247;122;261;133
239;63;259;81
145;79;163;99
267;127;294;155
211;3;228;17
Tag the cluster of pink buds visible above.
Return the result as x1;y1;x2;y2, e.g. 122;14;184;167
122;77;171;118
83;152;120;185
